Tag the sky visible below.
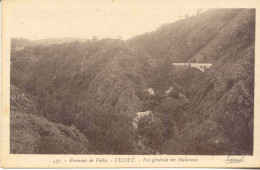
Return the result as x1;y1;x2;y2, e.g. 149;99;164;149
9;0;202;40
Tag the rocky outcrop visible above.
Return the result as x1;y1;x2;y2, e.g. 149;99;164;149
148;88;155;95
165;86;173;95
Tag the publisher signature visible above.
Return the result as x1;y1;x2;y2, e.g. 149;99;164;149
225;156;244;164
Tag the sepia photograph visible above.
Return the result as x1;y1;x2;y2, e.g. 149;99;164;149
1;0;260;168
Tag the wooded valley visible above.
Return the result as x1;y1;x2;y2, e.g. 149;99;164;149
10;9;255;155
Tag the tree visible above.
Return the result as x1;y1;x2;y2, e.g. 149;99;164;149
138;117;166;152
144;118;166;152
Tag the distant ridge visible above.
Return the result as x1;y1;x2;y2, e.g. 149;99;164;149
31;37;87;45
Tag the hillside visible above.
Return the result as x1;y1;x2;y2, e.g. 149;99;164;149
127;8;255;155
11;39;153;118
127;9;254;63
10;85;89;154
11;38;153;154
10;9;255;155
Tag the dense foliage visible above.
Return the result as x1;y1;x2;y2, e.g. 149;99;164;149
11;9;254;155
